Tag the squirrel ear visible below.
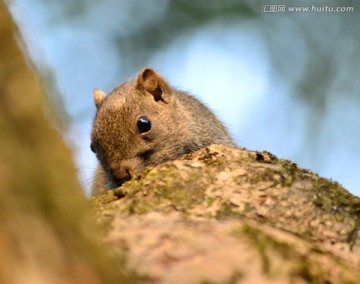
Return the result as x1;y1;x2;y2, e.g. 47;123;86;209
93;89;106;109
136;68;171;103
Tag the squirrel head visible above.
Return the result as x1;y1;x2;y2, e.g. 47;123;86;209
91;68;189;189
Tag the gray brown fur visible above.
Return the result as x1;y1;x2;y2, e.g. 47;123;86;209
91;68;235;195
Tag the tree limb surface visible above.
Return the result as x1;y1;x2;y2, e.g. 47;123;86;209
92;145;360;284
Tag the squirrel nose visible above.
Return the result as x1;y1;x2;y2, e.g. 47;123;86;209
110;167;132;187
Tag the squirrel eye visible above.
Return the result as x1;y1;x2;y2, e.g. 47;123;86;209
137;116;152;133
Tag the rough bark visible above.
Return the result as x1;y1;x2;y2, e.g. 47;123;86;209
92;145;360;284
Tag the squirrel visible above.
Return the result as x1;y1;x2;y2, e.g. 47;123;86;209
91;68;235;195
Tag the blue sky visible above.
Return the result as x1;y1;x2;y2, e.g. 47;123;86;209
9;0;360;196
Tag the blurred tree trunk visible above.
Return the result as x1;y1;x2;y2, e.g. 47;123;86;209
0;2;128;283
